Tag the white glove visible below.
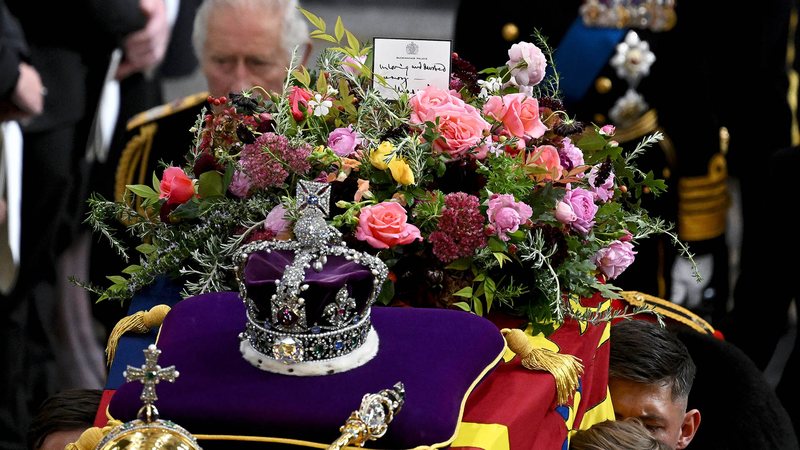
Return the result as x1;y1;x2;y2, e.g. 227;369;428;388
670;254;713;310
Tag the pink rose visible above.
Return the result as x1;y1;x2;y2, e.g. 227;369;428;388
558;188;597;234
526;144;564;181
228;170;251;198
342;55;367;76
600;124;616;136
588;164;615;203
506;41;547;87
432;102;490;160
289;86;312;121
328;125;361;156
409;85;459;124
486;194;533;241
554;200;577;224
356;202;422;249
265;205;292;240
593;240;637;280
483;93;547;139
159;166;194;205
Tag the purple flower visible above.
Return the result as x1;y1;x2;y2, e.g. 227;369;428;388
327;125;361;157
486;194;533;241
559;137;585;175
228;170;251;198
557;188;597;234
588;164;615;203
593;240;636;280
239;132;311;190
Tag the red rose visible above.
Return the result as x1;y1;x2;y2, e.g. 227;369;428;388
159;166;195;205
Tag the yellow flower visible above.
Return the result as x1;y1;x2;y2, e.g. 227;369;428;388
388;157;415;185
370;141;395;170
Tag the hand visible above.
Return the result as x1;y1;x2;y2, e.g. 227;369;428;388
3;62;44;121
116;0;169;80
670;254;713;310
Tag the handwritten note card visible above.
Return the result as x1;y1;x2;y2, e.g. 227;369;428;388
372;38;452;100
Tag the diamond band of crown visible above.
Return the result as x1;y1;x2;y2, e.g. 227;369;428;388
244;303;373;363
580;0;677;32
235;180;388;367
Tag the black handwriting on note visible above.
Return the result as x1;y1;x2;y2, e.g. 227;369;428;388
378;63;409;76
410;62;447;72
382;75;409;93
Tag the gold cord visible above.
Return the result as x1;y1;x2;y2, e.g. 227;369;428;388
106;305;171;366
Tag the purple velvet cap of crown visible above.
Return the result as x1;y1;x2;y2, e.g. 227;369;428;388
243;249;375;326
108;292;505;448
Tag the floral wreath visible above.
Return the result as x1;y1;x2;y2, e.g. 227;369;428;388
86;9;691;334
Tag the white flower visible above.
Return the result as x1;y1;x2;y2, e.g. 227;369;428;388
477;76;503;99
308;93;333;117
610;31;656;87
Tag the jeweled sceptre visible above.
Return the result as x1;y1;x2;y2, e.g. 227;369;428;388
328;382;406;450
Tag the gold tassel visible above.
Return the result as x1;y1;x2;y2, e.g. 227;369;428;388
501;328;584;405
106;304;171;366
66;420;123;450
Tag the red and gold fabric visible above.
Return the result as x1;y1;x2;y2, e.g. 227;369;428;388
452;297;614;450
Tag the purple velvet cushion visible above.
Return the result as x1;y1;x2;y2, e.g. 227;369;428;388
108;292;505;448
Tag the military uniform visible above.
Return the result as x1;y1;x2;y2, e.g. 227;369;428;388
455;0;793;322
113;91;210;204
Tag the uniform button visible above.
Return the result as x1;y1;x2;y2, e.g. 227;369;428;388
595;77;612;94
593;113;606;124
502;23;519;42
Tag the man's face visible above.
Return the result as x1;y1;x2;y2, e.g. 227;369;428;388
202;4;290;97
38;429;84;450
609;377;699;449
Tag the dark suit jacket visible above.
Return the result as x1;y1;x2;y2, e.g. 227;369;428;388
6;0;147;133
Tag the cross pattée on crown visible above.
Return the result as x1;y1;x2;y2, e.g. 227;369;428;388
123;344;179;404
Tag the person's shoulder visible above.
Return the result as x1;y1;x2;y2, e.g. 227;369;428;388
126;91;210;132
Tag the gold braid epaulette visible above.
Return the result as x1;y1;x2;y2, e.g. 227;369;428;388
677;153;728;242
614;109;677;170
619;291;715;335
126;91;209;131
115;123;157;223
